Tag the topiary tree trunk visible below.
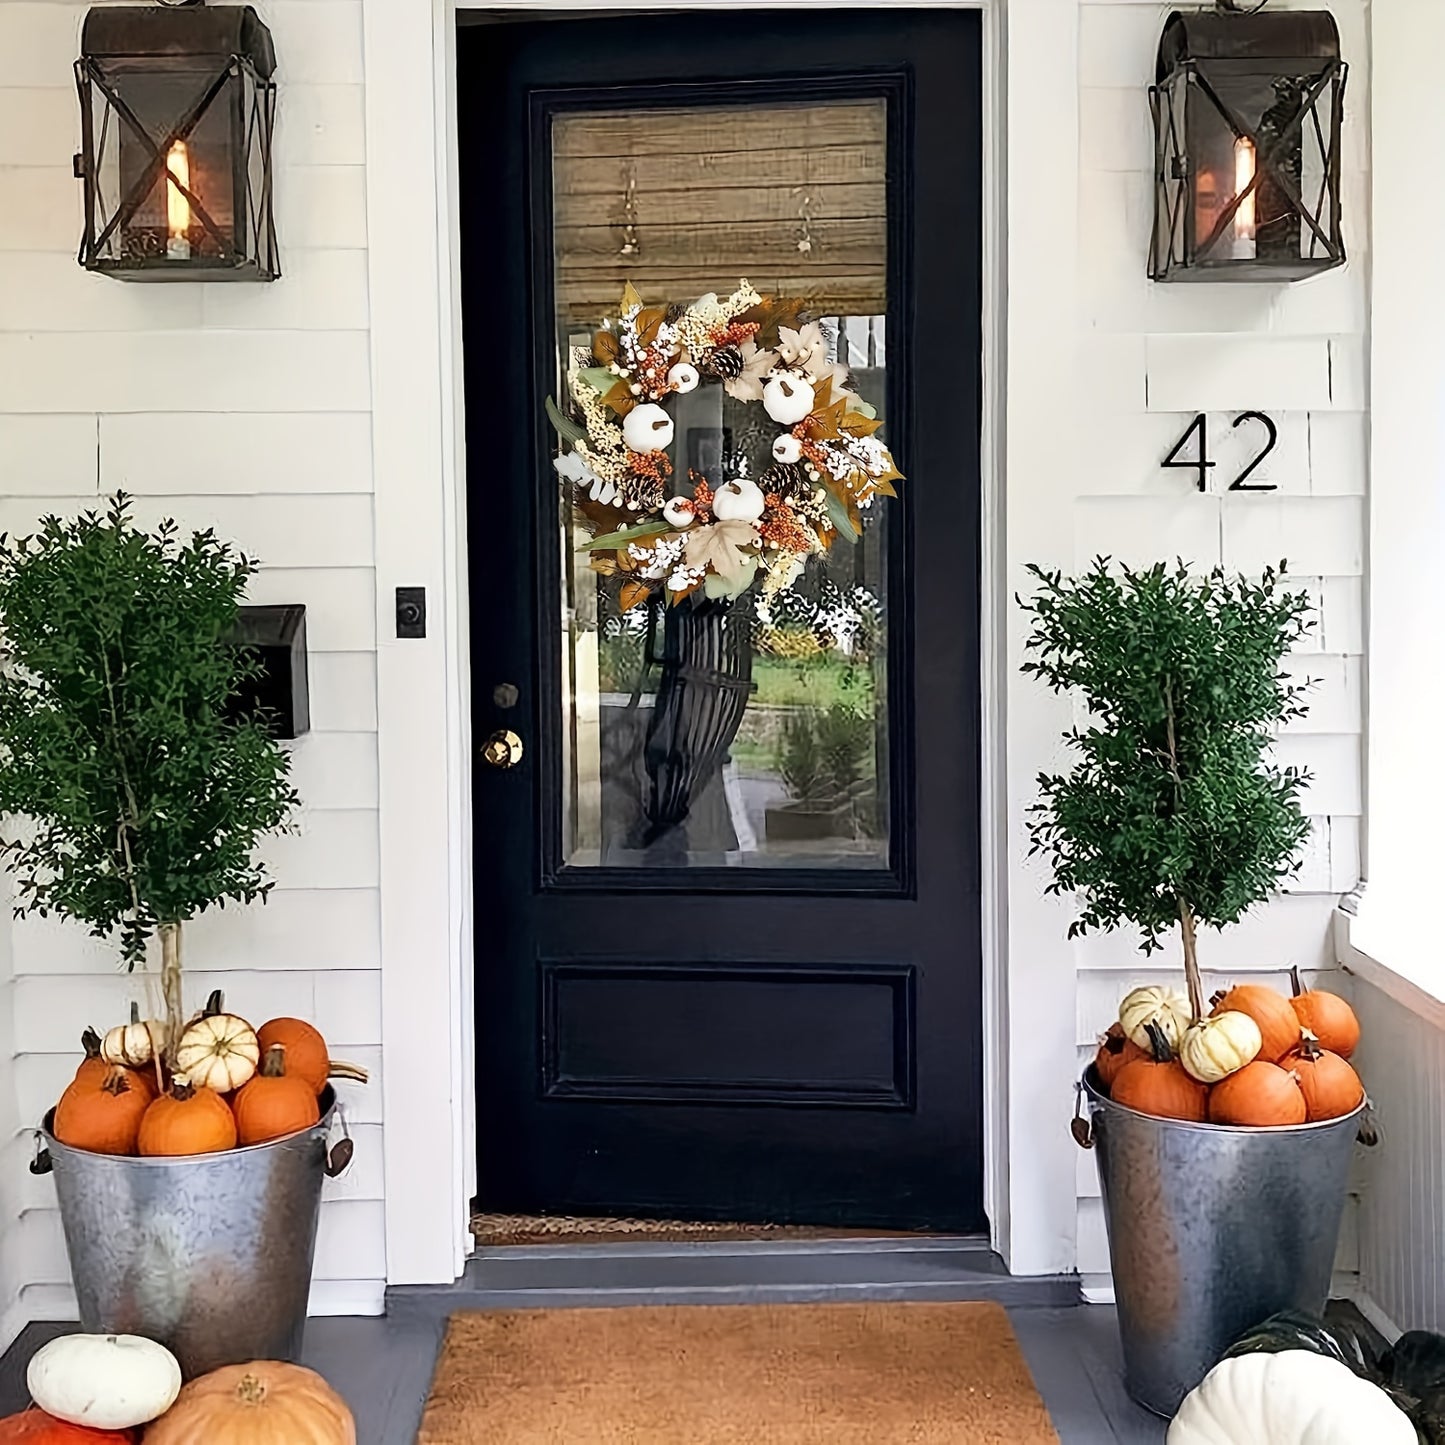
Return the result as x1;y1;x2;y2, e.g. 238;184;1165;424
1019;559;1314;1020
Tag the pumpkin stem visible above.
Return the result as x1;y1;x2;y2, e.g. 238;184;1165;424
203;988;224;1018
1290;965;1304;999
262;1044;288;1079
1144;1019;1174;1064
81;1027;102;1061
101;1068;133;1097
235;1373;268;1406
128;1000;140;1027
159;921;185;1075
1297;1029;1323;1061
328;1060;371;1084
170;1074;197;1102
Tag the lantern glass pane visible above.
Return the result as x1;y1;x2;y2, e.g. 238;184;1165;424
552;98;894;872
1189;71;1337;267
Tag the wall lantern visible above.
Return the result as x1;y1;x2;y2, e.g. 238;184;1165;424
74;2;278;281
1150;5;1347;282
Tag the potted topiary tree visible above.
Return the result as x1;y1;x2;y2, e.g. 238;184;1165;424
0;496;354;1377
1020;559;1370;1417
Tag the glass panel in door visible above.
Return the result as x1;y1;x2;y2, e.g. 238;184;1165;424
551;99;895;871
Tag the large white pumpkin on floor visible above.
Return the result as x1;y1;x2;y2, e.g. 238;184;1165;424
26;1332;181;1429
1167;1351;1416;1445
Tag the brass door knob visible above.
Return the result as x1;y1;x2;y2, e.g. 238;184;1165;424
482;728;524;769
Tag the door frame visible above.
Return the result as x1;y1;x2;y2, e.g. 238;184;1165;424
367;0;1080;1286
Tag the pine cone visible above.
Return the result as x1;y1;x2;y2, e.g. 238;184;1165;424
704;345;744;380
761;463;811;500
664;302;687;324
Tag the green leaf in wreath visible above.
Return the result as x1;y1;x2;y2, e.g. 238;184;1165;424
576;367;620;397
578;520;671;552
823;486;860;542
545;396;588;448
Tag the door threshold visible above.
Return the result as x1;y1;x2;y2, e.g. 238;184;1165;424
386;1235;1080;1321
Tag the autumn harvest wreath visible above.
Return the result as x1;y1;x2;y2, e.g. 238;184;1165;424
548;280;901;609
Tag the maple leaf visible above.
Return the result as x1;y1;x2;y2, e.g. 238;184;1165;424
724;340;777;402
620;578;654;612
683;519;759;582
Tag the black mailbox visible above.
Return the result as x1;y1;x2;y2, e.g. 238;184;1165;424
227;604;309;739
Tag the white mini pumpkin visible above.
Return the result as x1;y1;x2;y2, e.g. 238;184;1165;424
762;373;815;426
27;1332;182;1428
102;1001;166;1069
711;478;766;523
175;1011;260;1093
1178;1010;1262;1084
621;402;674;454
1119;985;1194;1053
772;434;803;465
1168;1351;1416;1445
667;362;700;394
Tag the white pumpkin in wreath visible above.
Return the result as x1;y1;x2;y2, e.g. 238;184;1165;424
1167;1350;1416;1445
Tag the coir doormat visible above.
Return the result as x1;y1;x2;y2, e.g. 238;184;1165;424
418;1300;1059;1443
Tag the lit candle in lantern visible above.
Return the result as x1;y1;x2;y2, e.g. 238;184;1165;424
166;140;192;261
1232;136;1257;261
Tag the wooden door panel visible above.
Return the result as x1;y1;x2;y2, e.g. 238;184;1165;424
461;8;984;1232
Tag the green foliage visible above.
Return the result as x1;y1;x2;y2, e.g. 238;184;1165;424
1019;558;1314;958
777;704;874;802
0;496;298;966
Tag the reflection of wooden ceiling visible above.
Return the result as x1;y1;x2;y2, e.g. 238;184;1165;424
551;101;887;321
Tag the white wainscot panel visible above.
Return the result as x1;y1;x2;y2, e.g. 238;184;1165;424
308;652;378;732
1073;494;1221;570
285;731;380;812
1222;495;1364;578
261;809;381;891
12;889;381;976
0;415;96;496
1146;337;1333;414
102;412;373;496
246;570;377;653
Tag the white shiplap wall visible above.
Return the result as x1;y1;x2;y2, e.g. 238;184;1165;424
1068;0;1369;1297
0;0;384;1325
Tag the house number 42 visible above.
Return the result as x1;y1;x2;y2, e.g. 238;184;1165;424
1162;413;1279;493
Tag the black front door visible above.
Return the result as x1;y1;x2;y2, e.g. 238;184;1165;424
459;8;984;1232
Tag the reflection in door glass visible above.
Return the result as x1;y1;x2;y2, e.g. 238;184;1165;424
552;100;893;870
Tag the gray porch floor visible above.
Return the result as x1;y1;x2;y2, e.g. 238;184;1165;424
0;1304;1166;1443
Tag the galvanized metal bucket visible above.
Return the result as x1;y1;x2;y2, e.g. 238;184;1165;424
35;1086;352;1379
1079;1068;1367;1417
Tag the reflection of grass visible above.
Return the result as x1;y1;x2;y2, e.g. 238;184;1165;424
752;657;874;710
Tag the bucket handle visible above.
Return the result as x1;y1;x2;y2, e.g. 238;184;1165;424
1357;1098;1380;1149
325;1103;354;1178
30;1132;52;1176
1071;1081;1095;1150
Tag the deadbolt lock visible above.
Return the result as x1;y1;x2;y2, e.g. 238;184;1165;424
482;728;524;770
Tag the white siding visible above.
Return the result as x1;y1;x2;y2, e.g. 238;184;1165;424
0;0;382;1337
1067;0;1369;1295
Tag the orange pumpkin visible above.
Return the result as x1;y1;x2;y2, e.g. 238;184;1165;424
232;1046;321;1146
54;1067;152;1156
255;1019;330;1093
1289;976;1361;1061
1094;1023;1148;1092
1284;1034;1364;1121
1208;1061;1306;1127
141;1361;355;1445
1211;984;1301;1063
1112;1057;1209;1122
138;1077;237;1157
0;1410;136;1443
